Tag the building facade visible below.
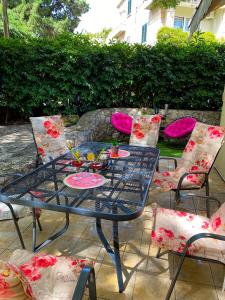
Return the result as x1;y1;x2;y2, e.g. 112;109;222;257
109;0;225;44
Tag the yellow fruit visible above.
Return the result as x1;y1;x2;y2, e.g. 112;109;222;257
87;152;95;161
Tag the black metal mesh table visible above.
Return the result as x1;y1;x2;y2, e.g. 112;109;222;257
0;142;159;292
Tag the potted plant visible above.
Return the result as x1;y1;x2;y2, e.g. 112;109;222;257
111;140;119;156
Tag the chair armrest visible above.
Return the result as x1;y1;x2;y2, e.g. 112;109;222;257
177;171;208;190
182;232;225;256
72;266;96;300
157;157;178;171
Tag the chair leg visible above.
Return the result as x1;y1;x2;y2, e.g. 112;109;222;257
175;188;181;205
165;254;186;300
7;202;26;249
205;176;209;197
88;269;97;300
37;217;42;231
205;176;210;218
156;247;161;258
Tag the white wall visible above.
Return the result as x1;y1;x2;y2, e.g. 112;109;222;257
110;1;225;44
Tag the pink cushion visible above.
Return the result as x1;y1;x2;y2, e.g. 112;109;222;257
163;117;197;138
111;112;133;135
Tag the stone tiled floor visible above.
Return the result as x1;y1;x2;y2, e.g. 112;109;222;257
0;167;225;300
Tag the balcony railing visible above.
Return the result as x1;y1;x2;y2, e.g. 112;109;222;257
143;0;200;10
179;0;201;7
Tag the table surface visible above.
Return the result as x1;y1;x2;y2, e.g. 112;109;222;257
1;142;159;222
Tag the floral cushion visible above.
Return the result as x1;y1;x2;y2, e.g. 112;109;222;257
154;122;225;191
0;192;45;221
129;115;161;147
0;203;31;221
30;116;68;164
151;206;225;262
210;203;225;235
9;250;93;300
0;260;29;299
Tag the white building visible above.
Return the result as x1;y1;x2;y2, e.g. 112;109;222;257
109;0;225;44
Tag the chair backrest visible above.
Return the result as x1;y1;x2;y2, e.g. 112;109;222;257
181;122;225;173
30;115;68;164
129;114;161;147
111;112;133;135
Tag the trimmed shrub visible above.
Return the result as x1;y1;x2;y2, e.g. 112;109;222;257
0;34;224;123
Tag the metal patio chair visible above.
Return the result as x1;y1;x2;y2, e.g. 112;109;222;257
151;201;225;300
1;249;97;300
154;122;225;216
0;173;42;249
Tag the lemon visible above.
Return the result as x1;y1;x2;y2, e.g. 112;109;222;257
87;152;95;161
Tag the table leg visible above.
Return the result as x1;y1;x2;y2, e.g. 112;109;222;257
32;209;70;253
96;218;124;292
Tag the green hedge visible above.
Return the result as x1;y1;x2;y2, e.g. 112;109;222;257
0;34;225;122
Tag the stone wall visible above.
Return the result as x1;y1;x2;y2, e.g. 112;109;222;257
0;108;221;175
67;108;221;145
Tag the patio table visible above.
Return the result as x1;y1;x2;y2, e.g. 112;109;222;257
0;142;159;292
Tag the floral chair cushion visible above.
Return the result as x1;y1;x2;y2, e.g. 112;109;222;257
0;203;31;221
154;122;225;191
210;202;225;235
129;115;161;147
30;116;68;164
0;192;45;221
151;206;225;263
8;249;93;300
0;260;29;299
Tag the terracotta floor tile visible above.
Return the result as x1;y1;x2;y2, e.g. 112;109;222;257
173;256;214;285
0;249;14;260
96;264;135;300
133;271;175;300
145;256;171;278
175;281;218;300
210;262;225;288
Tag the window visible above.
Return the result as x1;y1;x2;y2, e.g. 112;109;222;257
174;17;184;30
141;23;147;43
128;0;132;15
184;18;190;32
174;16;190;32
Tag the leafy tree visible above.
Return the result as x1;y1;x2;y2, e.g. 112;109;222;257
150;0;181;9
1;0;10;37
1;0;89;37
86;28;112;43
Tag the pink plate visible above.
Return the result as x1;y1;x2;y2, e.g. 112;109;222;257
64;172;107;189
109;149;130;159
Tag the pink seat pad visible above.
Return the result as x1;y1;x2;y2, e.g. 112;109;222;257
111;112;133;135
164;117;197;138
